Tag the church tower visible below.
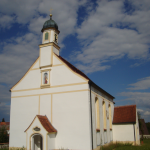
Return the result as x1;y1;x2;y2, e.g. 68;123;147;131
39;13;60;68
39;13;60;88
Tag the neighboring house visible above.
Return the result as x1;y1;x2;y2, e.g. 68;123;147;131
0;122;10;135
9;14;140;150
112;105;140;145
139;119;149;137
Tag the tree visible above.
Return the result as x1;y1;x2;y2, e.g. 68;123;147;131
2;118;5;122
0;125;9;143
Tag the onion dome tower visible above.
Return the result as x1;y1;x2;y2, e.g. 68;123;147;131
39;13;60;69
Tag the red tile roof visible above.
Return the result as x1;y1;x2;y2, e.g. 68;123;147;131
113;105;136;124
139;119;149;135
25;115;57;133
0;122;10;130
37;115;57;133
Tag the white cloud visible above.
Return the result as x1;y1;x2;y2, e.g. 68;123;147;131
72;0;150;73
144;111;150;116
0;33;40;86
119;92;150;108
137;109;144;112
0;14;15;29
128;76;150;90
0;0;41;24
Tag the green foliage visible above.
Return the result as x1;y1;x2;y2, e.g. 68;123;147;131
101;139;150;150
0;125;9;143
2;118;5;122
101;142;132;150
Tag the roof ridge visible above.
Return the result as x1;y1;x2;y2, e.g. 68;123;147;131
115;105;136;108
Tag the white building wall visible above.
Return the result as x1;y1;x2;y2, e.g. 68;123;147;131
53;55;62;65
52;91;91;150
9;96;39;148
48;134;56;149
53;47;59;56
40;46;52;67
113;124;134;142
51;65;86;86
32;59;39;69
40;95;51;121
12;55;87;91
90;86;114;148
12;69;41;90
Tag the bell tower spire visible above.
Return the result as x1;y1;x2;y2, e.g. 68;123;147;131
39;12;60;68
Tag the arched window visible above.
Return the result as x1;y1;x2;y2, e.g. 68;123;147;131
95;97;100;129
103;100;107;129
108;104;112;129
45;32;49;40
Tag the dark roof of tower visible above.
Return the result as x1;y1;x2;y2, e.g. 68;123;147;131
41;15;58;32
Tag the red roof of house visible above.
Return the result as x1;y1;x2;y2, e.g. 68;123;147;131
0;122;10;130
139;119;149;135
113;105;136;124
25;115;57;133
37;115;57;133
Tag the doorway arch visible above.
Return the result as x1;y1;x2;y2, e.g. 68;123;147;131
31;134;43;150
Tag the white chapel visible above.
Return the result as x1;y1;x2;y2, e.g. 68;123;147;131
9;13;140;150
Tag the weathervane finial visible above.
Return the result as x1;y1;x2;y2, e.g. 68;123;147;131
49;8;53;19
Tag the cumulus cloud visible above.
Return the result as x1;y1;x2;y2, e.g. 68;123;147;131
119;92;150;108
0;14;15;29
128;76;150;90
0;33;40;86
137;109;144;112
72;0;150;73
144;111;150;116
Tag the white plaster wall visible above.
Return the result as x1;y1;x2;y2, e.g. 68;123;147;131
32;59;39;69
40;95;51;121
11;84;88;97
53;91;91;150
9;96;39;148
113;124;134;142
48;134;56;149
53;47;59;56
51;30;54;42
91;91;97;148
53;55;62;65
40;46;52;67
26;117;48;150
90;87;114;148
12;69;40;90
51;65;87;86
135;109;140;144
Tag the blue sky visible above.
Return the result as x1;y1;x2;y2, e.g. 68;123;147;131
0;0;150;122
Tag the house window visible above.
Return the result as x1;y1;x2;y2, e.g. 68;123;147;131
95;97;100;130
45;32;49;40
103;101;107;130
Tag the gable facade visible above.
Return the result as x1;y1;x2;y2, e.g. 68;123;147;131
9;14;139;150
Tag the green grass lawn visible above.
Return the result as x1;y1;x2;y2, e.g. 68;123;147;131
101;139;150;150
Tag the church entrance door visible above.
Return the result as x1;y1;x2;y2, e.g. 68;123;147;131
32;134;43;150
